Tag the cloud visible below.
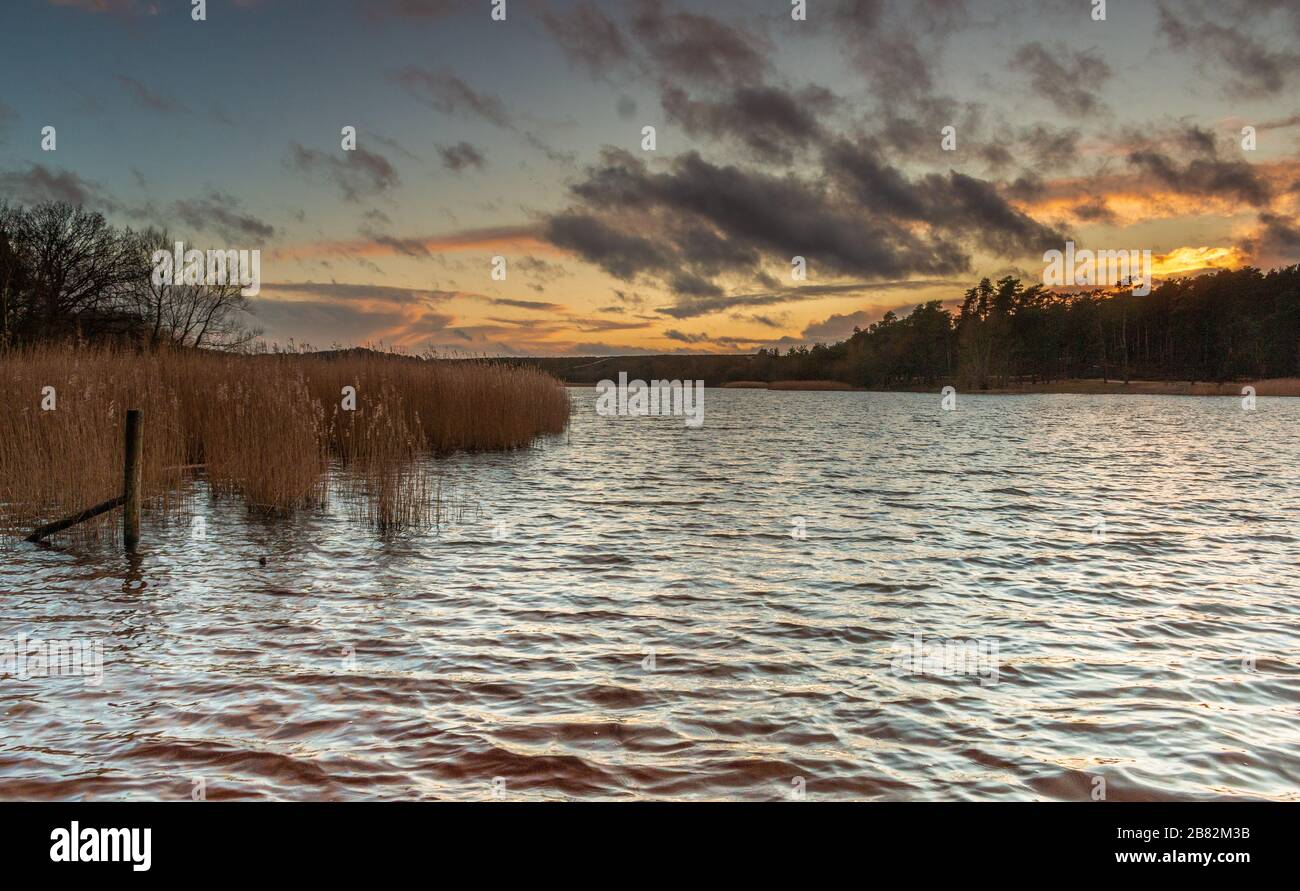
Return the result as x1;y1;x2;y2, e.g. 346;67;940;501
1127;150;1271;206
391;67;512;128
629;0;767;85
545;211;673;279
1239;212;1300;266
541;0;633;77
486;298;568;311
544;144;1062;318
732;312;788;329
1158;2;1300;97
659;279;963;319
437;141;487;172
258;281;458;305
662;328;711;344
660;83;837;164
250;297;456;349
824;1;969;105
172;190;275;241
1009;42;1112;115
270;224;558;262
0;164;114;209
801;310;877;341
114;75;185;114
286;142;399;202
391;67;568;162
250;280;462;347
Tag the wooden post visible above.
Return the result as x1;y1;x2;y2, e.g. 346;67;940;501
123;409;142;550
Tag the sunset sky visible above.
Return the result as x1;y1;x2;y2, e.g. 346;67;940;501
2;0;1298;354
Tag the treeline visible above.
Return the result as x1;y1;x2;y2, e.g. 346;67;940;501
755;266;1300;388
510;266;1300;389
0;201;257;350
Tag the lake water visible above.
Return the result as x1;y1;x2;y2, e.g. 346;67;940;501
2;388;1298;800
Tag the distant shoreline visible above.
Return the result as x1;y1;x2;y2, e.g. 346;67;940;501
570;378;1300;396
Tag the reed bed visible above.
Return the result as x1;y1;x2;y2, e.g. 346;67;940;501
0;344;570;543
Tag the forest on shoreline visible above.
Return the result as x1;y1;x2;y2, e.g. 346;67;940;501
506;265;1300;389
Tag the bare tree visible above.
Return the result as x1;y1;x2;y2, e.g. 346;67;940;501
128;229;261;350
22;202;145;337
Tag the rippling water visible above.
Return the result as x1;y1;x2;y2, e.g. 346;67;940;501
3;389;1299;800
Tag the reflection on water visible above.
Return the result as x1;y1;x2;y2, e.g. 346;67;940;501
2;389;1298;800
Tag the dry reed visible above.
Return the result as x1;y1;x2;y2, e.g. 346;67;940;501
0;344;570;543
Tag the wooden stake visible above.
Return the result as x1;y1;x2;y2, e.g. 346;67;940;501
123;409;142;550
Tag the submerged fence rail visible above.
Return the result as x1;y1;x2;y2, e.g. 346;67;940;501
25;409;142;549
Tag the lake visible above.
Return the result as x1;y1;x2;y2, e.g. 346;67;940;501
2;388;1297;800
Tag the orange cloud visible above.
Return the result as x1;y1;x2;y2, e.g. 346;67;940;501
1151;245;1247;276
1013;160;1300;227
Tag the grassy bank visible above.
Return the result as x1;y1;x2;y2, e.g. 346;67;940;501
0;345;570;542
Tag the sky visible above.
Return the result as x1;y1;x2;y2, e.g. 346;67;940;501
1;0;1298;355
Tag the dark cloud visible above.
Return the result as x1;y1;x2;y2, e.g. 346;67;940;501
848;34;935;103
369;234;434;258
802;310;876;341
824;1;971;105
546;212;673;279
1009;42;1112;115
1259;112;1300;131
437;141;487;172
1158;2;1300;97
660;84;837;164
823;139;1065;255
0;164;114;209
487;298;568;311
259;281;457;304
660;279;964;319
732;312;788;329
1127;150;1271;206
248;297;455;348
372;132;424;163
286;143;399;202
391;66;512;128
1070;196;1117;224
541;0;632;77
662;328;711;344
391;67;568;162
114;75;185;114
172;190;276;242
629;0;767;85
1240;212;1300;264
1020;124;1081;171
544;143;1061;318
514;255;569;292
